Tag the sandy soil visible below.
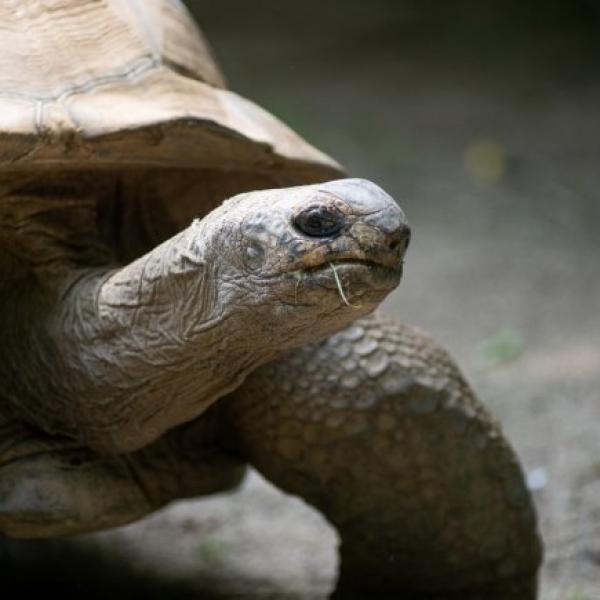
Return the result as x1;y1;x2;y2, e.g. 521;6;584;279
1;3;599;599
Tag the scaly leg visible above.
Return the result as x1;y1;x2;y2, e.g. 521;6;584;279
226;313;542;598
0;410;245;538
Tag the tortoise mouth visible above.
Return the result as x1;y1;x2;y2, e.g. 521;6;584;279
278;258;402;309
302;257;402;277
306;257;398;270
296;257;403;294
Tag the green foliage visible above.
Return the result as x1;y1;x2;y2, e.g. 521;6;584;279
566;589;594;600
478;326;525;366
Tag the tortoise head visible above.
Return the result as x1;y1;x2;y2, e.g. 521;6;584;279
204;178;410;319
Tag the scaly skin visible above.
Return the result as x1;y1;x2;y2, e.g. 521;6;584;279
0;313;542;597
0;178;540;594
0;178;407;454
0;177;409;535
0;409;246;537
226;313;543;598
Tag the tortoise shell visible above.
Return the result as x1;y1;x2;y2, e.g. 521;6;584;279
0;0;342;260
0;0;340;174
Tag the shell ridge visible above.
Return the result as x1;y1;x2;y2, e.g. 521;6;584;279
0;55;159;104
126;0;162;62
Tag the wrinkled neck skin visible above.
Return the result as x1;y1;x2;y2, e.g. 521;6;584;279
1;192;385;454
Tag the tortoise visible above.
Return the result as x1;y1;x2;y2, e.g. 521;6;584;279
0;1;542;597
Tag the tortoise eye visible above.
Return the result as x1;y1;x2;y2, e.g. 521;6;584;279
293;206;344;238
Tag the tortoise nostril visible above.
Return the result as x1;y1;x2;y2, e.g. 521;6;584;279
293;206;344;238
388;226;411;253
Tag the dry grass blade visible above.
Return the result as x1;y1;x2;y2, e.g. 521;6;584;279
329;262;361;309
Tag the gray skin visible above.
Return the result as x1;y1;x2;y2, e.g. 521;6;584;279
0;178;406;453
0;178;541;598
0;177;406;518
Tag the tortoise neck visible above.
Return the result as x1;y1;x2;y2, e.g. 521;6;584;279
7;216;280;455
0;183;277;455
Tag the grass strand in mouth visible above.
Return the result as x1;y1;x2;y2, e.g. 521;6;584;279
329;262;361;309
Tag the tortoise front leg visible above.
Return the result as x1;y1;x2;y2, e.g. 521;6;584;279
226;313;542;598
0;411;245;538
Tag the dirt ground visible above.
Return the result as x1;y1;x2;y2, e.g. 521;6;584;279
2;2;599;599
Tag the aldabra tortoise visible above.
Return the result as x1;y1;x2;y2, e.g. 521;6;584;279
0;1;542;598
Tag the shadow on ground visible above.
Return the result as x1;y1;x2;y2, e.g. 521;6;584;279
0;536;224;599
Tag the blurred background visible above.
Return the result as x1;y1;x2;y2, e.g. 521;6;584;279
3;1;600;598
